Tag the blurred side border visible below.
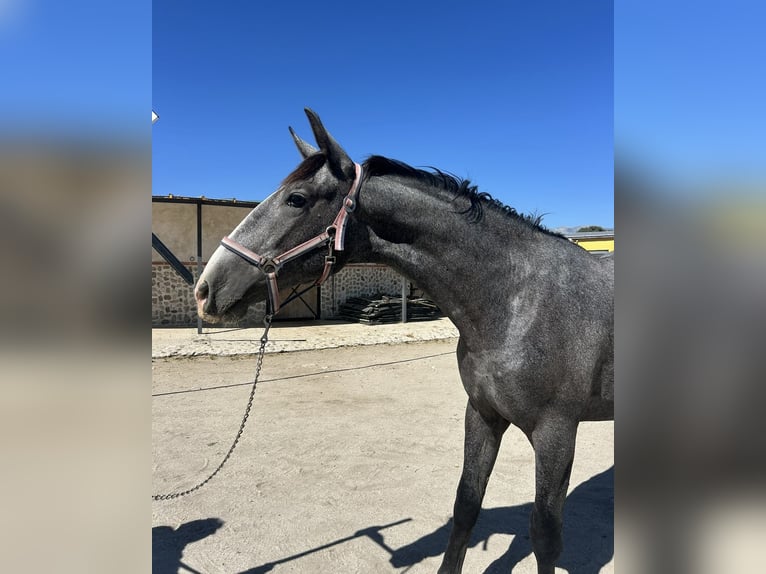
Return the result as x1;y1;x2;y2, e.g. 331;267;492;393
0;2;151;573
616;1;766;573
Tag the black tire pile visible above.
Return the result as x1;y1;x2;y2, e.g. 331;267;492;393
337;294;442;324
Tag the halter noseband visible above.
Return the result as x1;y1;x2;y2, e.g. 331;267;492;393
220;162;363;315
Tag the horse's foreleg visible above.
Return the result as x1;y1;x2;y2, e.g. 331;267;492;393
438;400;508;574
529;415;578;574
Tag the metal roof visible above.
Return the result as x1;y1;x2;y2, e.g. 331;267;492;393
151;195;260;208
565;230;614;240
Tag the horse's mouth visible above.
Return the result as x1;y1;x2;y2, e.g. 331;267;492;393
197;284;263;324
198;299;248;324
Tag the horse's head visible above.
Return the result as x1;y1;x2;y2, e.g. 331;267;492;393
195;109;361;323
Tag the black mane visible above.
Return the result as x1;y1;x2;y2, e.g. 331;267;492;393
362;155;563;237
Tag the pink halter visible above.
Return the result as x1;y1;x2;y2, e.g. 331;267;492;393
220;162;363;315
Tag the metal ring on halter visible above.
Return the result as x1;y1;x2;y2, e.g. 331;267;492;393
261;261;278;275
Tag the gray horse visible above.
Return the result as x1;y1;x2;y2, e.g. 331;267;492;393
195;109;614;574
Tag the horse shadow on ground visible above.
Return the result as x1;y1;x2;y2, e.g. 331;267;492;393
152;517;224;574
390;466;613;574
239;466;613;574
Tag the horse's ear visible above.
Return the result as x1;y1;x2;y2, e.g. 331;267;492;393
288;126;318;159
304;108;354;180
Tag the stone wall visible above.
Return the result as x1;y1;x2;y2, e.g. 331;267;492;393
152;261;408;326
151;263;199;326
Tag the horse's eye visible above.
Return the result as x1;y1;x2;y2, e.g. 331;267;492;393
286;193;307;208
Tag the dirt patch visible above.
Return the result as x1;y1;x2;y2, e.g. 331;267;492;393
152;340;613;573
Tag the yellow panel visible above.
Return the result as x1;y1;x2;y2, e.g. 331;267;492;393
572;238;614;252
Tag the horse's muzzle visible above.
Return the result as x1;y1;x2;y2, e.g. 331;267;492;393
194;280;213;317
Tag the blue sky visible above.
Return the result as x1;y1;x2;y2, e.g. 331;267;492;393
153;1;614;230
2;2;763;231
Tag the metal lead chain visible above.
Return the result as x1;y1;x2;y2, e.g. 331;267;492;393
152;314;274;501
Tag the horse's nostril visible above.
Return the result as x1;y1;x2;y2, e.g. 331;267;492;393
195;280;209;303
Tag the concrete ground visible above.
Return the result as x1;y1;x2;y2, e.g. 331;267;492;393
152;319;613;573
151;317;461;358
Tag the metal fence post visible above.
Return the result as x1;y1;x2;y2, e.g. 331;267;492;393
401;277;407;323
196;202;203;334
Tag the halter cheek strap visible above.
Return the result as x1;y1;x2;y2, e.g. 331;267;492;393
330;162;361;252
220;162;363;315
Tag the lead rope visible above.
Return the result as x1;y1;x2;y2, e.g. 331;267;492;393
152;314;274;501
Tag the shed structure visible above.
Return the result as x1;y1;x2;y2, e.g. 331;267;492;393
152;196;402;326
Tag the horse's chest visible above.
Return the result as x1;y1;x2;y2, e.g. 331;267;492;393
457;344;545;429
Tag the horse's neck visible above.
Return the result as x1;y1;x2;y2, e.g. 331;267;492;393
354;177;544;340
